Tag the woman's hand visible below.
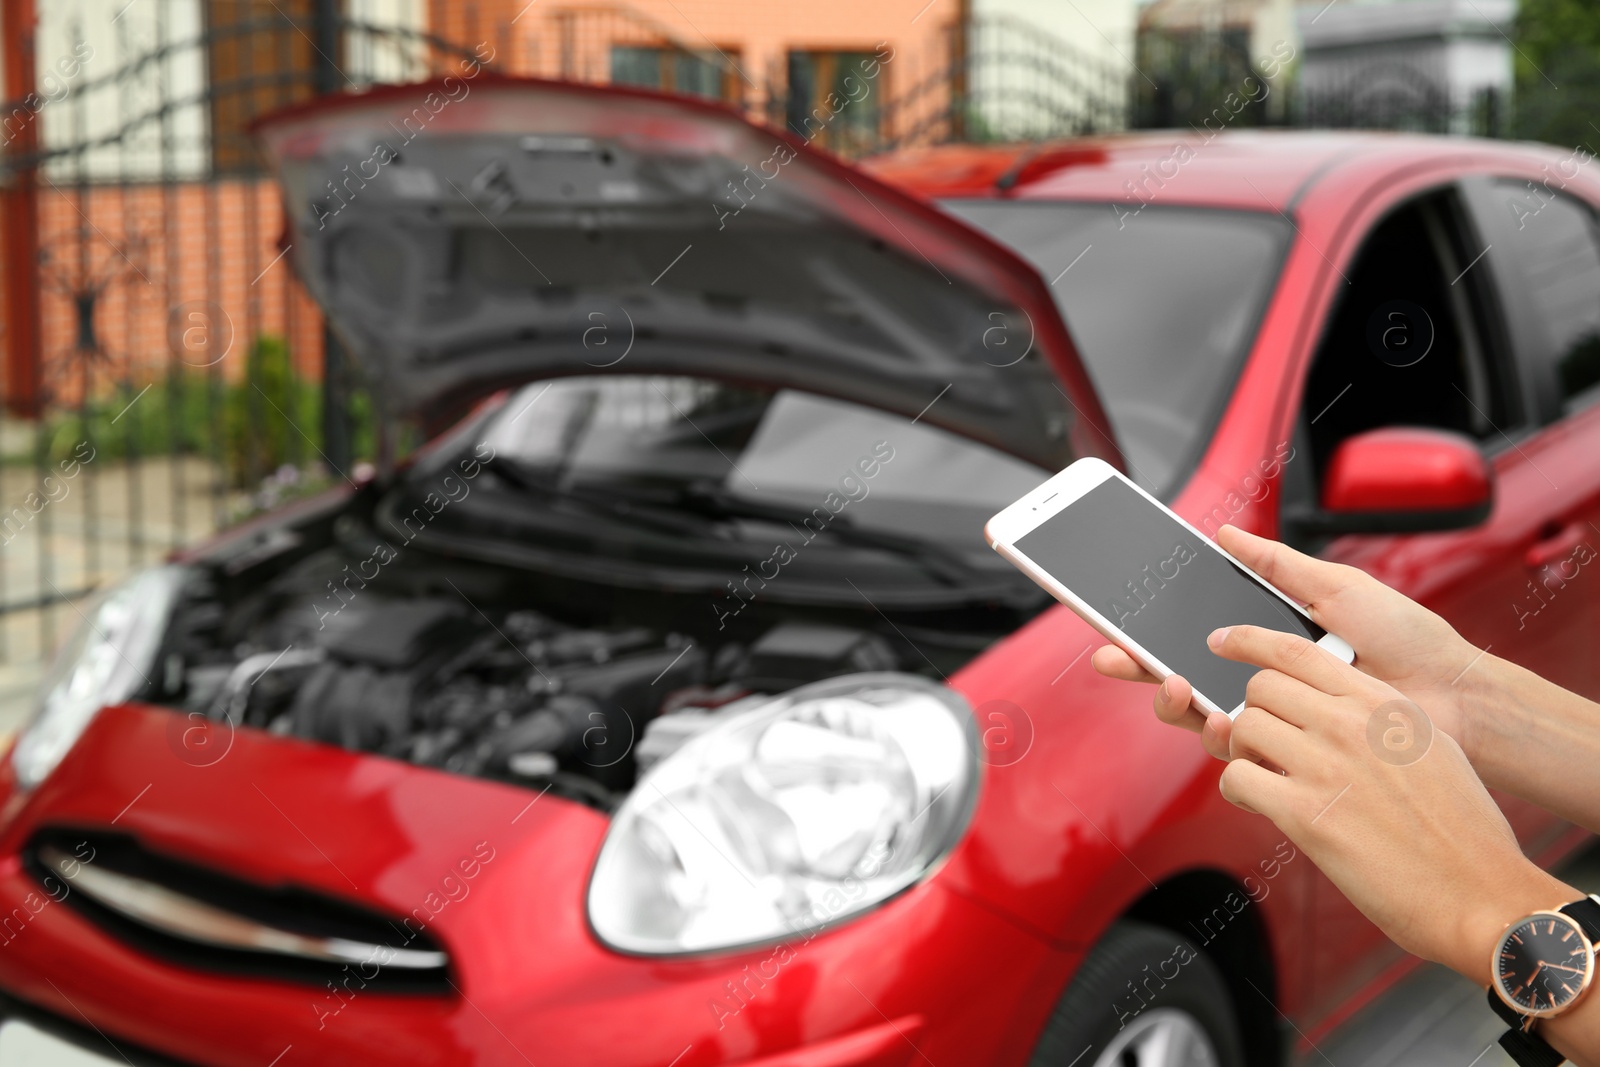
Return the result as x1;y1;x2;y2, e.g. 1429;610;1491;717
1091;524;1482;761
1207;623;1572;981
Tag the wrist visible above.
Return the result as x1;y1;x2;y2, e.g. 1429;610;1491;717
1456;867;1581;987
1450;647;1518;780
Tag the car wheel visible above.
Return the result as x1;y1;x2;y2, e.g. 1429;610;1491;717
1028;920;1246;1067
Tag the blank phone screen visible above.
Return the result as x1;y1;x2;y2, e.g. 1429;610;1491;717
1014;476;1325;712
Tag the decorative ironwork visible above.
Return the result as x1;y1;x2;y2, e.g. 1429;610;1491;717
0;3;1516;678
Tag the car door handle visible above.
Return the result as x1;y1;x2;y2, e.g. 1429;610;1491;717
1525;521;1591;570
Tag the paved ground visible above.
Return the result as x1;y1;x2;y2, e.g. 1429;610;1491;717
1314;839;1600;1067
1317;962;1517;1067
0;455;236;732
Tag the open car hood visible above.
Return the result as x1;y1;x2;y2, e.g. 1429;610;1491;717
255;77;1118;471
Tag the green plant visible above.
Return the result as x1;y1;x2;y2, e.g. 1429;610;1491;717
1513;0;1600;148
224;334;314;486
30;333;383;489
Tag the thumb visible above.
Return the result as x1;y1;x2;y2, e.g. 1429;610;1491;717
1215;524;1358;607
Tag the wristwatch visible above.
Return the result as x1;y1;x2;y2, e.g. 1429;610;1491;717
1486;894;1600;1067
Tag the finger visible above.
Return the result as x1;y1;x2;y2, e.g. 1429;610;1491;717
1216;525;1363;619
1153;674;1206;732
1209;624;1356;696
1230;705;1311;773
1199;712;1232;761
1091;645;1158;684
1218;757;1292;818
1243;669;1331;730
1092;649;1211;736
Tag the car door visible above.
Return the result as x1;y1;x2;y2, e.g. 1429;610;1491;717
1279;182;1592;1019
1458;174;1600;673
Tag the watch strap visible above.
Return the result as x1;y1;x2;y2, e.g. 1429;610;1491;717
1488;988;1566;1065
1559;895;1600;943
1497;1023;1566;1067
1489;985;1527;1028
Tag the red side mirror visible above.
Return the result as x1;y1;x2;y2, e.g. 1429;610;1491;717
1317;427;1493;533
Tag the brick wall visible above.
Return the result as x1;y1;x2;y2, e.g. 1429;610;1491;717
33;177;324;407
429;0;963;137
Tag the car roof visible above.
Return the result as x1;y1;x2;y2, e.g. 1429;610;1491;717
862;130;1564;212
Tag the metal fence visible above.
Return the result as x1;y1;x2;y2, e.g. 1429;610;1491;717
0;1;1144;704
1133;26;1509;137
0;0;1514;708
457;6;1131;152
0;6;496;709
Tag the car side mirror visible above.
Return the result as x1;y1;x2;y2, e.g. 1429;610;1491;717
1288;427;1494;537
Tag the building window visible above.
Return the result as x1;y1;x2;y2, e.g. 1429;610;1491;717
611;47;737;101
786;51;883;154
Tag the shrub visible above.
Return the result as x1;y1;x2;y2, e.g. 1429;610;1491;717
31;333;379;490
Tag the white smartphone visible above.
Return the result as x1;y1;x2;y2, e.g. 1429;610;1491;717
985;458;1354;717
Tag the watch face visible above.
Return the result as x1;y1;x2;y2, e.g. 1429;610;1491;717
1495;912;1595;1016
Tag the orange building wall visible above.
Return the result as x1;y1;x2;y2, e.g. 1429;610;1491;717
33;178;323;406
430;0;964;118
20;2;969;412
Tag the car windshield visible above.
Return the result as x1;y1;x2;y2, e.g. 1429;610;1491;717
940;201;1290;495
476;375;1051;555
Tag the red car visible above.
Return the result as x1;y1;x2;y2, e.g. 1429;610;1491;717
0;79;1595;1067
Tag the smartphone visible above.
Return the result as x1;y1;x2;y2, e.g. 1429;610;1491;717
985;458;1353;717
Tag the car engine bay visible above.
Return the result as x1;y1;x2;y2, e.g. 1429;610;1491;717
152;488;1006;810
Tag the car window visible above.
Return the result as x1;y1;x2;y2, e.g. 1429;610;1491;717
940;201;1289;497
1486;181;1600;409
480;375;1051;547
1296;188;1517;485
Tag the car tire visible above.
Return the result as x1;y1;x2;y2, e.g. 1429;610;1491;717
1028;920;1247;1067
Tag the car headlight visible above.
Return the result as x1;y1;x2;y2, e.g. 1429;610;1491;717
587;673;979;955
12;567;187;790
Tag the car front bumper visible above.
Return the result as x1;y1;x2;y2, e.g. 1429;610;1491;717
0;705;1077;1067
